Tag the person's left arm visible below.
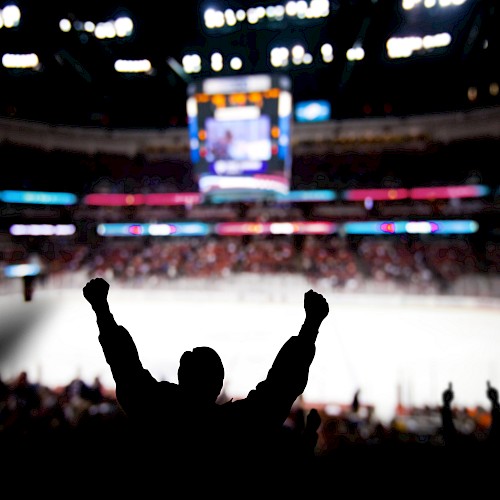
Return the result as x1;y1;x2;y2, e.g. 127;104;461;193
246;290;330;421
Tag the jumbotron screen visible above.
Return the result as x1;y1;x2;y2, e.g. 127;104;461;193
186;73;292;201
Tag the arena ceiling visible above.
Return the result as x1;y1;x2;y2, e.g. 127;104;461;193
0;0;498;129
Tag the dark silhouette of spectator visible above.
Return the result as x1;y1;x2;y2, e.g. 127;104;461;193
438;381;500;491
351;388;361;413
486;380;500;447
82;277;330;493
279;405;322;474
7;371;41;436
440;381;458;447
302;407;322;458
441;380;500;449
23;275;35;301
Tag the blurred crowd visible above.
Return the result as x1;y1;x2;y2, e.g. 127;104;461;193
1;234;500;297
1;368;498;495
1;370;497;455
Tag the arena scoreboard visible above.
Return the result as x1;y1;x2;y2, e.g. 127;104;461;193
187;73;292;201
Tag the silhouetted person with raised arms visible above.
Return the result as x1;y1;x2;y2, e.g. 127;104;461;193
83;277;330;494
441;380;500;449
439;381;500;488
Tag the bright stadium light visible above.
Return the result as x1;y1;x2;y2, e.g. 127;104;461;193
204;8;225;28
303;53;313;64
59;18;71;32
229;56;243;70
204;1;329;29
309;0;330;17
266;5;286;20
95;21;116;39
2;53;40;69
320;43;334;63
247;7;260;24
439;0;463;6
291;44;306;65
114;16;134;37
387;33;451;58
2;4;21;28
58;12;133;38
403;0;420;10
285;2;299;17
387;37;420;58
224;9;237;26
211;52;223;72
84;21;95;33
114;59;152;74
270;46;290;67
292;44;306;59
295;0;308;18
404;0;466;8
423;32;452;49
346;46;365;61
182;53;202;74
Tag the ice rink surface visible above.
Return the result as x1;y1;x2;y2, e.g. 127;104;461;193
1;283;500;424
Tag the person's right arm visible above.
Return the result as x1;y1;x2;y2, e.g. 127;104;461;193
83;278;147;384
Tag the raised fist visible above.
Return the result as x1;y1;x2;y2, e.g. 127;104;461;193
487;381;499;405
442;382;454;406
83;278;110;309
304;289;329;324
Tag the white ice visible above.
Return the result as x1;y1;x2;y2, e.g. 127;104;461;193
1;285;499;425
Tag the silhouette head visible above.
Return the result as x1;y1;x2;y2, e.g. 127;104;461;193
178;346;224;403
